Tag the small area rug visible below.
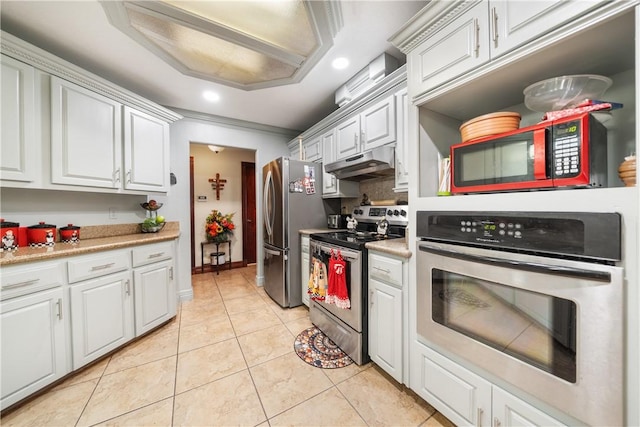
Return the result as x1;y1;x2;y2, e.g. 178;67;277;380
294;326;353;369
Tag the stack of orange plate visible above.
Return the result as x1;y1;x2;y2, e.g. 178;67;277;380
618;155;636;187
459;112;521;143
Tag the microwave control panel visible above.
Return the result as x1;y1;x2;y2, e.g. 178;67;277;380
552;119;581;177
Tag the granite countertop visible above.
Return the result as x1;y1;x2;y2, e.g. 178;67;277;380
366;238;412;259
0;222;180;266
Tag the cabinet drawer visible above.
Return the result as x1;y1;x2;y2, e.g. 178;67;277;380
1;262;65;300
67;250;130;283
132;242;172;267
369;253;403;288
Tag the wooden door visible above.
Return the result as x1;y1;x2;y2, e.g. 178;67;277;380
241;161;257;264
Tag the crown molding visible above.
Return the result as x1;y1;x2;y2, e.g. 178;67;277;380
170;107;301;139
1;30;182;122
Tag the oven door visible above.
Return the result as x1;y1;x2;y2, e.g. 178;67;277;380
416;240;623;427
308;239;362;332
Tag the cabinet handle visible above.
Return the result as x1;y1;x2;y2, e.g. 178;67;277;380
370;290;374;307
477;408;483;427
493;417;501;427
91;262;115;271
113;168;121;183
353;133;358;149
125;279;131;295
148;252;164;259
169;267;174;280
473;18;480;57
56;298;63;320
372;266;391;274
491;7;498;48
126;169;132;184
3;278;40;289
360;130;365;149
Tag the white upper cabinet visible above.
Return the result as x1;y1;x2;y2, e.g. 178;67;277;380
408;2;490;96
321;128;359;198
406;0;605;97
1;55;36;183
336;94;396;160
51;76;122;189
490;1;604;58
302;136;322;162
394;87;409;191
123;106;170;192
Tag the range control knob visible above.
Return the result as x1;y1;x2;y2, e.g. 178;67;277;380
400;209;407;217
356;209;363;215
387;209;393;216
393;210;400;216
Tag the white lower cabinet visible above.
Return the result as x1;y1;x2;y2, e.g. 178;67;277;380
69;270;134;370
132;242;176;336
1;287;68;409
413;342;566;427
301;235;310;307
368;251;406;383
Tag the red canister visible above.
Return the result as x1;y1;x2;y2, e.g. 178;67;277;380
1;219;19;250
27;222;57;246
59;224;81;243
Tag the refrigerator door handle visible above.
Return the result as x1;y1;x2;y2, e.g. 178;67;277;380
263;169;274;239
264;247;281;256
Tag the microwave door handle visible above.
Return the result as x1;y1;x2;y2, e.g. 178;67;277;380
418;243;611;282
533;128;548;180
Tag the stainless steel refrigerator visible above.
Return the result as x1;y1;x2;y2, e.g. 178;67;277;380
263;157;328;307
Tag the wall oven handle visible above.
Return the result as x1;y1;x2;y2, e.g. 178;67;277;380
418;243;611;282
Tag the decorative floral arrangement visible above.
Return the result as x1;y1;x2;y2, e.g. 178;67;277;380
205;209;235;241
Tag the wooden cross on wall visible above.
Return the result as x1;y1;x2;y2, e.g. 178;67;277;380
208;173;227;200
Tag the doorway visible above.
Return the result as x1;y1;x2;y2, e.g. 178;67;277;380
189;148;258;273
241;162;257;264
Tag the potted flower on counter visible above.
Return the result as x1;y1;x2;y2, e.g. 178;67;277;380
205;210;235;243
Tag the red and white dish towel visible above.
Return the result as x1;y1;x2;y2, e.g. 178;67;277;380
326;249;351;309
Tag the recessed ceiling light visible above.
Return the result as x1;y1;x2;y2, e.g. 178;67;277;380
203;91;220;102
332;57;349;70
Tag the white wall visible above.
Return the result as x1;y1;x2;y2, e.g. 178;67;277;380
166;113;292;301
191;144;254;267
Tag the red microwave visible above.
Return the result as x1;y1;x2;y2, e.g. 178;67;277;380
450;112;608;194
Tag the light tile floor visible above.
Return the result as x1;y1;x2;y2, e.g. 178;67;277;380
1;266;455;427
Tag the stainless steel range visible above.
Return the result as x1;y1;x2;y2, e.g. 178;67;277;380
309;204;408;364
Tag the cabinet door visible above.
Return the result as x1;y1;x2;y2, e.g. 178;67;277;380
411;342;492;427
491;0;604;58
123;106;170;192
70;271;134;370
335;115;361;160
302;136;322;162
361;94;396;152
394;88;409;191
1;55;36;183
493;386;566;426
321;129;360;198
301;236;310;307
368;278;402;382
133;259;176;336
51;77;122;189
408;2;489;96
1;288;68;410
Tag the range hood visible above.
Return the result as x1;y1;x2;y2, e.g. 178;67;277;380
325;145;395;181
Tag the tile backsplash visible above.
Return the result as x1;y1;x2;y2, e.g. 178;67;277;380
341;176;408;213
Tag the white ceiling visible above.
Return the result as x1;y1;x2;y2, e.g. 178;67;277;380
0;0;428;132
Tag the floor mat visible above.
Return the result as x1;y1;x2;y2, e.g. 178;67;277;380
294;326;354;369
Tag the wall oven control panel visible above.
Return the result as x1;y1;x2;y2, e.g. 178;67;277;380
416;211;621;262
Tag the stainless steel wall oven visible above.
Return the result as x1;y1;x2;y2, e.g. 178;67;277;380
416;211;624;427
